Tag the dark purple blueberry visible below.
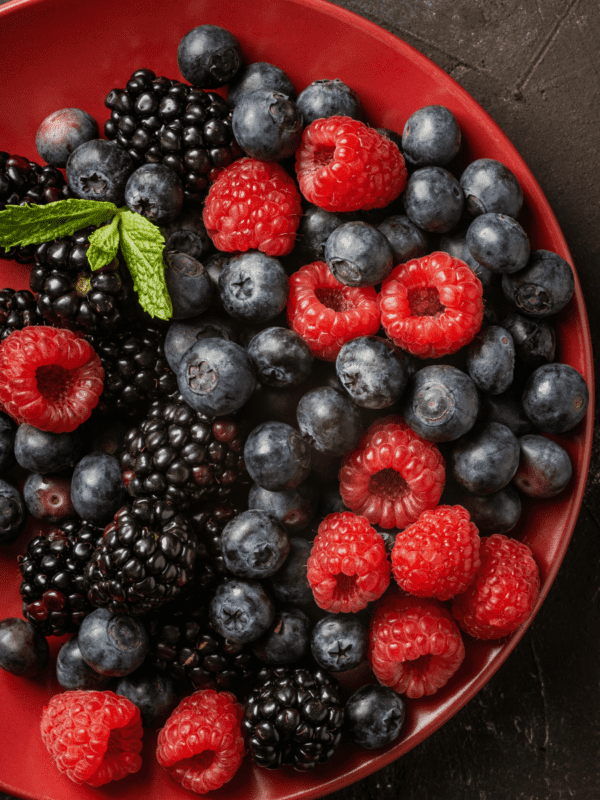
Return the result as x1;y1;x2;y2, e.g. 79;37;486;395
219;252;289;324
177;24;242;88
209;579;275;644
377;215;429;266
164;252;213;319
501;313;556;366
161;200;213;261
376;127;403;150
56;635;112;690
220;509;290;579
402;105;461;167
249;483;317;533
466;326;515;395
402;365;479;442
403;166;464;233
296;79;363;125
513;434;572;497
297;386;364;457
502;250;575;318
522;363;589;433
460;158;523;218
324;221;393;287
460;485;522;534
23;473;76;524
0;618;49;677
251;607;311;665
477;388;531;436
203;253;230;304
71;453;126;526
344;684;405;749
228;62;296;107
267;537;313;605
244;421;311;492
115;666;179;727
0;412;16;473
232;90;303;161
66;139;134;205
336;336;407;410
438;231;494;288
0;478;26;545
124;162;183;224
247;327;313;388
451;422;520;495
78;608;150;677
164;313;236;372
296;205;350;262
310;614;367;673
36;108;99;168
466;213;530;274
14;424;83;474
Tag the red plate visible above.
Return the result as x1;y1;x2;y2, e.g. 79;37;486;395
0;0;594;798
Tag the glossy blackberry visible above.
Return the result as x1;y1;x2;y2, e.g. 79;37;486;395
243;666;344;771
84;498;200;616
0;288;45;340
103;68;242;201
29;227;133;333
18;519;103;637
121;395;249;508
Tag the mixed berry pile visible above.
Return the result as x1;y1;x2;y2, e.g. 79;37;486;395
0;21;590;796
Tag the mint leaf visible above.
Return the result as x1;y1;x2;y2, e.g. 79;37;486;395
87;212;121;271
118;210;173;320
0;199;118;250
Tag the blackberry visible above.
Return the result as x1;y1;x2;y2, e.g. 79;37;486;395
121;394;249;508
88;325;178;418
18;519;103;637
103;68;242;201
243;666;345;771
84;497;200;617
0;288;45;341
29;227;133;333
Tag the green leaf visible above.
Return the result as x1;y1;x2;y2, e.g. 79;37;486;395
0;199;118;250
118;210;173;320
87;212;121;271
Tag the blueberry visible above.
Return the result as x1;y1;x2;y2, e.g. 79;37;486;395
404;166;464;233
267;537;313;605
0;478;27;545
71;452;126;526
219;251;289;324
56;636;112;690
460;484;522;534
162;201;212;261
0;412;16;473
310;614;367;672
164;314;237;372
297;386;364;456
66;139;134;205
477;388;531;436
0;618;49;677
466;213;529;274
24;472;75;523
296;205;350;262
324;221;393;287
522;363;589;433
220;509;290;579
451;422;520;494
402;105;461;167
177;25;243;89
513;434;572;497
438;231;494;288
402;365;479;442
78;608;150;677
336;336;408;409
377;215;429;266
36;108;99;168
296;78;362;125
247;327;313;388
125;163;183;225
14;424;82;474
249;483;317;533
203;253;231;307
227;62;296;107
251;607;311;665
376;127;403;150
466;326;515;395
244;421;311;491
209;579;275;644
164;252;213;319
501;313;556;366
502;250;575;318
344;684;406;749
460;158;523;217
232;90;303;161
115;666;179;727
177;337;256;416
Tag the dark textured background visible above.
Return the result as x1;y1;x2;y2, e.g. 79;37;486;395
1;0;599;799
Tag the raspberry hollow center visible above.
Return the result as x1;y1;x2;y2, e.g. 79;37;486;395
172;749;216;777
335;572;358;599
368;468;409;500
36;365;72;404
407;287;443;317
312;145;335;169
315;288;353;312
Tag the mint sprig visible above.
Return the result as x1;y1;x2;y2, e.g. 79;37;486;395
87;213;120;271
0;199;117;249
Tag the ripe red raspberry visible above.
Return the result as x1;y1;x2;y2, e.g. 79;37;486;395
40;690;143;786
295;116;407;212
339;415;445;529
391;505;481;601
157;689;245;794
378;251;484;358
0;326;103;432
368;591;465;698
307;511;391;613
202;157;302;256
287;261;380;360
452;534;540;640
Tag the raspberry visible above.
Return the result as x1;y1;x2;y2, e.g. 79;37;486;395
295;116;407;212
391;505;481;601
202;157;302;256
0;326;103;432
40;690;143;787
287;261;380;360
307;511;391;613
451;534;540;640
339;416;445;529
378;252;484;358
156;689;245;794
368;592;465;698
